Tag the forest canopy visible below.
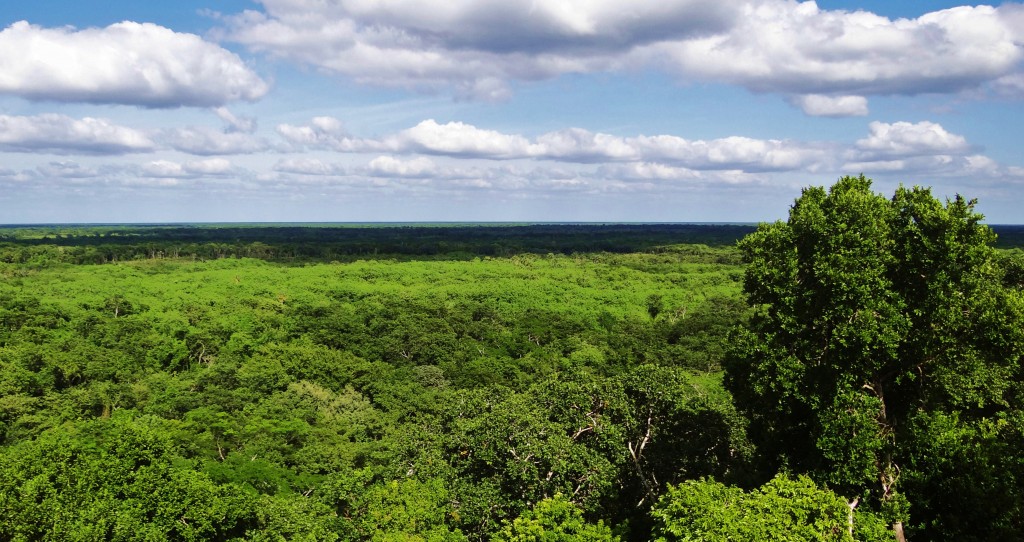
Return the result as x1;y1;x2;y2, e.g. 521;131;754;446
1;181;1022;541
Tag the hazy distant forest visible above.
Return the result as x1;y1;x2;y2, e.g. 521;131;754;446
1;177;1023;541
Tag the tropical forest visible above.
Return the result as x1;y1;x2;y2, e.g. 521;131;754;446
1;176;1023;541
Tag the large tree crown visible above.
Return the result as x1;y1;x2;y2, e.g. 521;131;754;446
724;176;1024;533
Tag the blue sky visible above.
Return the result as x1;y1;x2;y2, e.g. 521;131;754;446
2;1;1023;223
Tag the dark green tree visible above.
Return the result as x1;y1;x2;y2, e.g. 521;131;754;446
725;176;1024;540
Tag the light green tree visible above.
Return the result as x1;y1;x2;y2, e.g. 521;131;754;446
494;494;618;542
651;474;889;542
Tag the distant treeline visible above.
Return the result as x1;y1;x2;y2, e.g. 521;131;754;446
0;224;757;265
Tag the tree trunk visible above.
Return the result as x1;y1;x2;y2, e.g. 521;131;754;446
893;521;907;542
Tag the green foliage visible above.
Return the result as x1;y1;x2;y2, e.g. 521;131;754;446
651;474;890;542
0;225;753;540
353;477;466;541
495;494;619;542
7;216;1019;540
725;176;1024;538
0;413;330;541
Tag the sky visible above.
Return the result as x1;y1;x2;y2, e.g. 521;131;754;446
2;1;1024;223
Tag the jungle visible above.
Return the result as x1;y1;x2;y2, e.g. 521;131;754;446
1;180;1023;541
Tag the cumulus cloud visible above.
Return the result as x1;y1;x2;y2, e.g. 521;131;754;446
214;107;258;133
854;121;971;158
184;158;234;175
273;157;346;176
838;121;994;175
264;116;1021;187
141;160;189;178
597;162;703;182
222;0;734;99
390;120;541;158
161;126;272;155
278;117;347;146
219;1;1024;109
6;159;254;192
632;134;828;171
279;118;826;172
791;95;869;117
0;112;276;157
643;3;1024;98
10;117;1018;214
365;156;437;178
274;0;735;53
0;21;268;107
962;154;1001;176
275;116;391;152
534;128;639;162
0;114;155;155
142;158;235;178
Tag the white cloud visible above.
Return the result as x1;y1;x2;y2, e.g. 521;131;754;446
854;121;970;158
0;114;154;155
391;120;542;158
536;128;639;162
139;158;236;178
276;116;383;152
841;159;907;173
161;126;272;155
0;113;276;157
219;1;1024;110
222;0;734;98
262;0;735;51
382;120;823;171
840;154;1004;177
273;157;345;176
837;121;1011;177
276;117;824;171
598;162;703;181
258;115;1024;191
642;3;1024;98
142;160;188;178
635;134;825;171
211;116;1020;201
185;158;234;175
214;107;258;133
0;21;269;107
365;156;437;178
963;154;1001;176
310;116;344;133
791;94;869;117
9;114;1022;222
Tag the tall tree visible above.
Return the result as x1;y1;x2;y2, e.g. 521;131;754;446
725;176;1024;540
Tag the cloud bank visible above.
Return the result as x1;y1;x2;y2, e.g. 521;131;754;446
2;111;1004;186
277;117;828;171
8;114;1022;225
221;0;1024;112
268;116;1020;187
